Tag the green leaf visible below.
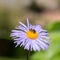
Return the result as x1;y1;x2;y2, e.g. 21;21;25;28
30;32;60;60
46;22;60;32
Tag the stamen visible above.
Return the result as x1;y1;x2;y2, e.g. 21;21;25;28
26;29;38;39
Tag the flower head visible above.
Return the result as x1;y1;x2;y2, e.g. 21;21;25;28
11;18;50;51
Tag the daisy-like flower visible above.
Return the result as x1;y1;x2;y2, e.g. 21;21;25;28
11;18;50;51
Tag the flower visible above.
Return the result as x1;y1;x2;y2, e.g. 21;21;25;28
11;18;50;51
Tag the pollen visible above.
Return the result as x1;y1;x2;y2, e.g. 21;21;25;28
26;29;38;39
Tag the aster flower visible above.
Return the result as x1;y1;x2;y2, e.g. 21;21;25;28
11;18;50;51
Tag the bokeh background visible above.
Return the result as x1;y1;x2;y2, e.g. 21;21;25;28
0;0;60;60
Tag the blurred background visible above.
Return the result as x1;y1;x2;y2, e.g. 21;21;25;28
0;0;60;60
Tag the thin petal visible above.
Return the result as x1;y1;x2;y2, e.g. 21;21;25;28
33;40;40;51
34;25;42;33
36;40;48;50
40;36;50;40
24;42;30;50
32;43;37;51
41;30;47;32
11;30;26;38
30;43;33;51
28;24;33;29
40;38;50;45
27;18;29;28
19;22;27;29
16;25;27;32
40;32;48;36
14;38;23;47
32;41;40;51
20;38;28;47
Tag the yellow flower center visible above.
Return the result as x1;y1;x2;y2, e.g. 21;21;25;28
26;29;38;40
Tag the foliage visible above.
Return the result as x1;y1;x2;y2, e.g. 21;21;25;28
30;21;60;60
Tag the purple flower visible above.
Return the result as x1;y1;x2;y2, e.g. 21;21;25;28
10;18;50;51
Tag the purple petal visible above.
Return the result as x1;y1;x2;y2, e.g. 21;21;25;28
40;32;48;36
16;24;27;32
19;22;27;28
34;25;43;33
40;38;50;45
40;36;50;40
11;30;26;38
28;24;33;29
32;41;40;51
27;18;29;28
14;38;23;47
24;42;30;50
36;40;48;50
20;38;28;47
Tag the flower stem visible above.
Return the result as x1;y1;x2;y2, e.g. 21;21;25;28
27;50;30;60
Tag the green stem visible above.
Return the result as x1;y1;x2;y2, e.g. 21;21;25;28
27;50;30;60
